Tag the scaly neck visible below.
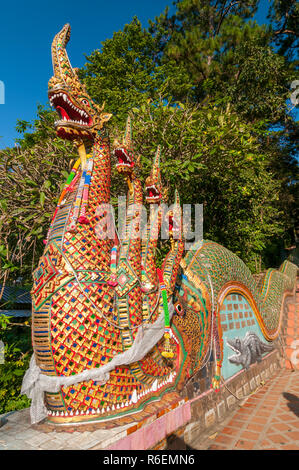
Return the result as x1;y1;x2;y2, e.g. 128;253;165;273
91;131;111;205
60;130;113;272
141;204;161;292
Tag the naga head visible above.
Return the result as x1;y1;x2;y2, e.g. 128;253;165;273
48;24;112;142
145;146;163;204
112;116;136;174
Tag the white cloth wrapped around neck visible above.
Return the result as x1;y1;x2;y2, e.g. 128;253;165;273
21;303;174;424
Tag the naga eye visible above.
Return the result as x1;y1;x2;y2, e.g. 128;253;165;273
81;99;90;106
175;303;184;316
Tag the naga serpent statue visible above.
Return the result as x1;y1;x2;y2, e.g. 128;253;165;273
22;24;297;425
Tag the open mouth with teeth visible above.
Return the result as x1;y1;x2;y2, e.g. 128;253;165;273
44;326;182;425
226;339;242;362
146;184;161;203
46;369;178;424
114;147;134;172
227;342;241;354
49;90;93;140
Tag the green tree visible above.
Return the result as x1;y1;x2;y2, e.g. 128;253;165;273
79;17;162;124
0;314;32;414
129;98;284;271
0;106;77;286
268;0;299;59
78;0;297;269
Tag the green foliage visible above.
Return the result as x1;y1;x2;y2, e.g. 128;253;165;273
0;106;77;285
0;315;32;413
221;39;296;122
128;99;284;270
79;17;162;124
150;0;262;102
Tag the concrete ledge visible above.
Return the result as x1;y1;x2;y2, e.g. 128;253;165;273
101;400;191;450
0;408;133;450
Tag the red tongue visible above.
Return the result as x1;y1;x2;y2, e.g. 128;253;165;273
149;189;154;197
56;106;69;120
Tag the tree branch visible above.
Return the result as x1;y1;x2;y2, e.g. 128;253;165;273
215;1;241;36
274;29;297;36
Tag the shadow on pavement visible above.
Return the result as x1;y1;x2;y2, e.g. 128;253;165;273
282;392;299;417
166;434;196;450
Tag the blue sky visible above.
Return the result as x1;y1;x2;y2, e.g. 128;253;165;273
0;0;174;149
0;0;288;149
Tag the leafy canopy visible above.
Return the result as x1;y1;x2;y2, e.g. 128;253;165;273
0;0;298;289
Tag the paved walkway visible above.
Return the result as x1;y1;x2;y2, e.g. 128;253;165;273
0;410;132;450
197;368;299;450
195;284;299;451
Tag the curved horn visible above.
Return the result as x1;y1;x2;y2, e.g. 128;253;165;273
51;24;76;81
